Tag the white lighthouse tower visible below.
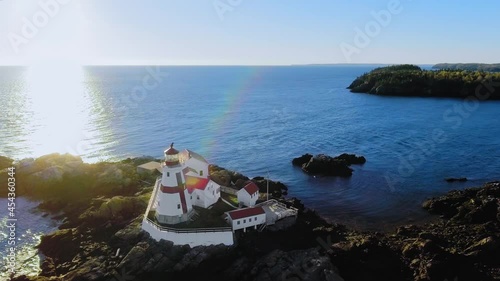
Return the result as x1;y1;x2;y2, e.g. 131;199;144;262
154;143;194;224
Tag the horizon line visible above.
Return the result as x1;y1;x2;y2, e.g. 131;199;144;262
0;62;447;67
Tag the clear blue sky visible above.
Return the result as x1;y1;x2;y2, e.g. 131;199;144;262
1;0;499;65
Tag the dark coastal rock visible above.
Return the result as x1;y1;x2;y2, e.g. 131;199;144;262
445;177;468;182
2;153;147;199
14;157;37;174
31;166;65;182
234;178;248;188
330;235;406;281
423;182;500;223
10;276;52;281
173;244;235;273
464;236;500;258
249;248;342;281
302;154;353;177
0;155;13;170
209;164;286;197
251;176;288;197
334;153;366;165
37;199;68;212
209;164;249;187
80;196;148;223
110;218;145;250
38;228;81;262
293;153;366;177
229;171;250;184
12;154;500;281
292;153;313;166
209;165;232;186
39;257;56;277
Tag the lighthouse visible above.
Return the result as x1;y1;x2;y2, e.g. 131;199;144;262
154;143;194;224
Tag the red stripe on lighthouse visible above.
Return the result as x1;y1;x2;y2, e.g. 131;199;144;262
178;190;188;213
160;185;182;193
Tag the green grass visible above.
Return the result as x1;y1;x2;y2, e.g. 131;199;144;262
221;192;239;206
148;199;233;229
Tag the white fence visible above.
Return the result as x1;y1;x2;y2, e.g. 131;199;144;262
142;218;234;247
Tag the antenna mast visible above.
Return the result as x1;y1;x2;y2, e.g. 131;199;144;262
266;171;269;201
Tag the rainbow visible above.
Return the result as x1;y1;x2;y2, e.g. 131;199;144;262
201;67;265;160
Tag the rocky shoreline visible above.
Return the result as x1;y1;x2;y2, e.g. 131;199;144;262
1;153;499;281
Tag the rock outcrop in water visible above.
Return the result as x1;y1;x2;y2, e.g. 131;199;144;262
292;153;366;177
445;177;468;182
4;154;500;281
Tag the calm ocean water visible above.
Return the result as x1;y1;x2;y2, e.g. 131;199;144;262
1;65;500;232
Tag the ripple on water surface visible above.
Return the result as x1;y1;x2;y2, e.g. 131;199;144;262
0;198;61;279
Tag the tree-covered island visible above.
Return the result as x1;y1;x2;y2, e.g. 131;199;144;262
347;64;500;99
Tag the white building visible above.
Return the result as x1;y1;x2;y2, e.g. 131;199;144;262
153;143;221;225
226;206;266;232
141;143;298;247
237;181;260;207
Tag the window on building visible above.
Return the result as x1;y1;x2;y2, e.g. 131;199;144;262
243;219;246;223
255;217;257;221
177;204;180;209
237;221;240;225
200;170;203;176
167;172;170;177
197;196;200;200
190;196;192;200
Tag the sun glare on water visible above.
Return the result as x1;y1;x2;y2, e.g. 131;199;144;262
23;61;93;157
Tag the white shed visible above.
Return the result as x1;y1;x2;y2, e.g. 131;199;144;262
237;182;260;207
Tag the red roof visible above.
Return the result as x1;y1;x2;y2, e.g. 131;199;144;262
227;207;265;220
185;175;210;193
164;143;179;155
241;182;259;195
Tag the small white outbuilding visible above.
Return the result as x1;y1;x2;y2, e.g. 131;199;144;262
237;181;260;207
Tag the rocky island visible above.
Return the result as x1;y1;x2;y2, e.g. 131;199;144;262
347;64;500;99
292;153;366;177
1;153;499;281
